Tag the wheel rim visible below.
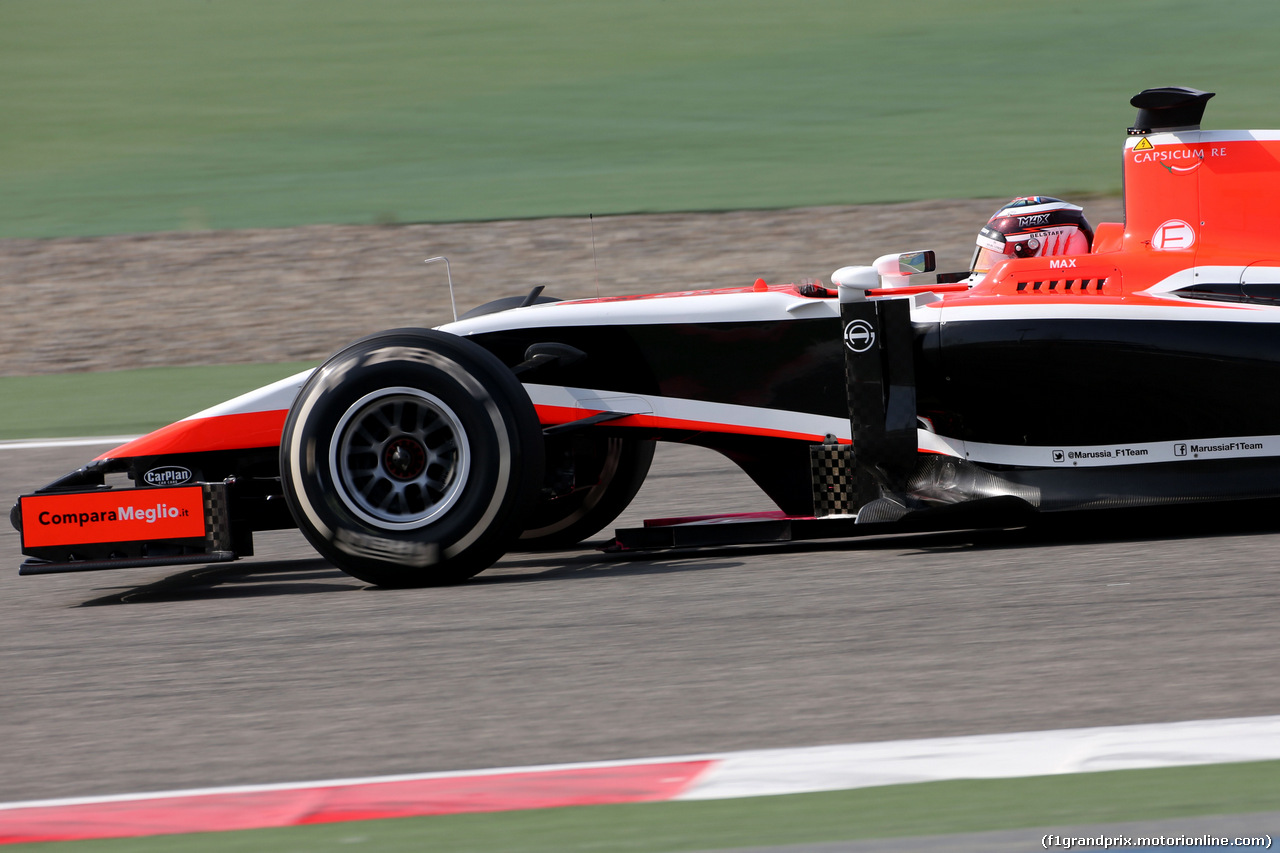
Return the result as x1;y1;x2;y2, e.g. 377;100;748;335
330;387;471;530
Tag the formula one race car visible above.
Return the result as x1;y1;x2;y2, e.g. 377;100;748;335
14;86;1280;586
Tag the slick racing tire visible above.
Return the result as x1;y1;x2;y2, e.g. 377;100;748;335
518;435;655;549
280;328;544;587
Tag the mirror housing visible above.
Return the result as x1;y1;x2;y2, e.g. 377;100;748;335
874;250;936;289
834;250;937;300
832;265;879;302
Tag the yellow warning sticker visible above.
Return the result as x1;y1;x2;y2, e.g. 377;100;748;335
1133;137;1154;151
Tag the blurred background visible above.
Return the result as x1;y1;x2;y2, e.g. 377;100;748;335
3;0;1277;238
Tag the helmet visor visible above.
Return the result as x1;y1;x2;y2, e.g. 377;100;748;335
971;243;1012;275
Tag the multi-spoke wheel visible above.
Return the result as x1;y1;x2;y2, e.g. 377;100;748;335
280;329;543;587
331;388;470;529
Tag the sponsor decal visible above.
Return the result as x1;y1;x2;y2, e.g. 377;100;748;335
335;528;439;567
1049;258;1077;269
143;465;193;487
1132;144;1226;174
20;486;206;549
1152;220;1196;251
961;436;1278;469
1017;213;1052;227
1056;447;1151;463
843;319;876;353
1183;440;1265;456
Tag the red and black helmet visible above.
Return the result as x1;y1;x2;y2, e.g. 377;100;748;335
971;196;1094;275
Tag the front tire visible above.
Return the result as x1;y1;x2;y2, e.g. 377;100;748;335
280;329;543;586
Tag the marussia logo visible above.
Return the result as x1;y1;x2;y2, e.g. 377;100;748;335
843;320;876;353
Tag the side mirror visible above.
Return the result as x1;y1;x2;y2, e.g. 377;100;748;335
872;250;937;289
896;250;936;275
834;250;939;301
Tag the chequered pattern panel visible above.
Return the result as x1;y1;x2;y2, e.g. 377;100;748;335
810;444;855;517
202;483;233;551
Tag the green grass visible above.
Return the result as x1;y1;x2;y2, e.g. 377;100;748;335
0;363;311;440
5;0;1280;238
10;760;1280;852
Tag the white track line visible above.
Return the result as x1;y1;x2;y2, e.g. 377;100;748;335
0;436;139;451
677;714;1280;800
1;714;1277;813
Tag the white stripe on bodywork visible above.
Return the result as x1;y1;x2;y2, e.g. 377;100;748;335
918;429;965;458
522;389;1280;472
441;291;839;335
937;433;1280;468
1125;128;1280;149
936;299;1280;323
523;383;851;440
1141;264;1280;297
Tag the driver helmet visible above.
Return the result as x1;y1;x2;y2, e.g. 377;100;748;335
970;196;1093;276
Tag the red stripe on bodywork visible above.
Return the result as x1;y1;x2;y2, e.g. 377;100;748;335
0;761;714;844
643;511;790;527
866;283;970;297
95;411;289;461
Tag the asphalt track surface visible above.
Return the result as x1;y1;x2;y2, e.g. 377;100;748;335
3;441;1280;810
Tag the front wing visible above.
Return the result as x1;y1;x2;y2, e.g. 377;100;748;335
15;483;235;575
